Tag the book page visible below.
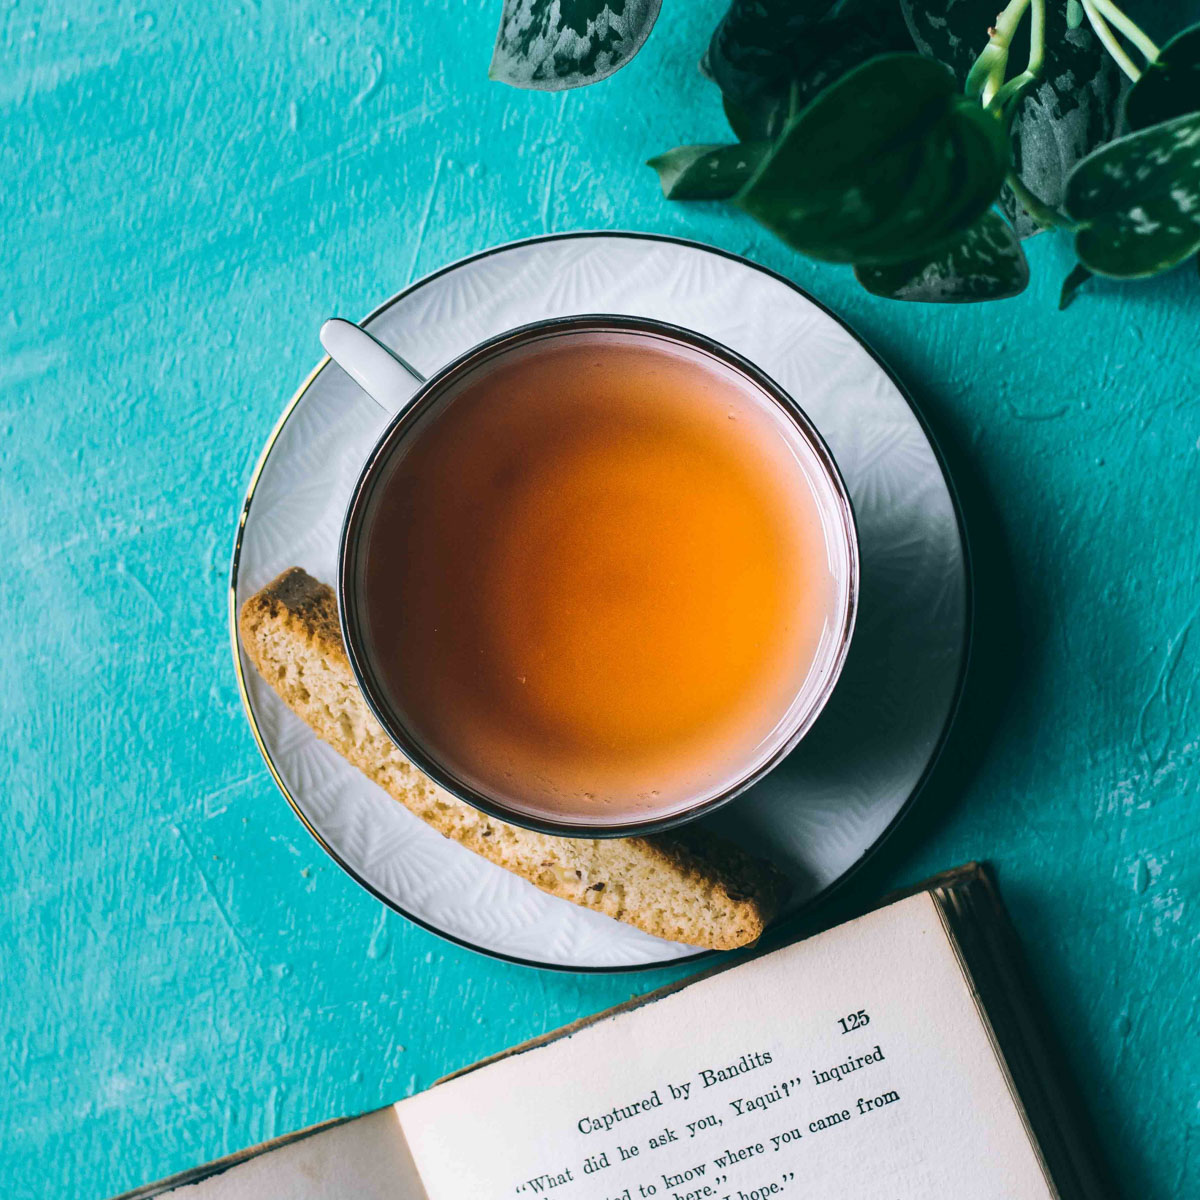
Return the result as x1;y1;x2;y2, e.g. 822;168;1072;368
397;893;1054;1200
154;1107;426;1199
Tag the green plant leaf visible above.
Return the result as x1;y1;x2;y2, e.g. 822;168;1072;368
706;0;913;142
489;0;660;90
1058;263;1094;310
1065;111;1200;278
1125;24;1200;130
647;143;769;200
853;210;1028;302
723;95;771;143
719;88;792;144
736;54;1011;266
902;0;1122;236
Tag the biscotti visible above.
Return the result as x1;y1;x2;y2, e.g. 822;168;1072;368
238;567;789;949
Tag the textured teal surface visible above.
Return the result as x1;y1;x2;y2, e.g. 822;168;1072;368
2;3;1197;1197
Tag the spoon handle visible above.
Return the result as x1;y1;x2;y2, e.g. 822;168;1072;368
319;318;427;415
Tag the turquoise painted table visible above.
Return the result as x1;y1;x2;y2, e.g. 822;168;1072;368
3;2;1197;1196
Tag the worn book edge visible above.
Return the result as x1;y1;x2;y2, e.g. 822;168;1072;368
936;873;1114;1200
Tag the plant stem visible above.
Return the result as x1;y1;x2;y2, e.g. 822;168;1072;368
984;1;1069;233
1090;0;1159;62
1006;172;1072;231
966;0;1031;102
1026;0;1046;76
1081;0;1142;81
991;0;1047;111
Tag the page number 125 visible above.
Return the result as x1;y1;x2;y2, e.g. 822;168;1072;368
837;1010;870;1034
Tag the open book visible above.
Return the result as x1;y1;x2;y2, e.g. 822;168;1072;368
118;865;1106;1200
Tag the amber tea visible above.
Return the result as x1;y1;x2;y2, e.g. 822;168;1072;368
356;329;853;827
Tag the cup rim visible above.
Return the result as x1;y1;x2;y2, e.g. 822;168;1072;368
338;313;860;838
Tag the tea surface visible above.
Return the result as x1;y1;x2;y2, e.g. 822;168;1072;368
362;333;839;824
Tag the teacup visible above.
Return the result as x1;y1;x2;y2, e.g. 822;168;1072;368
324;314;858;837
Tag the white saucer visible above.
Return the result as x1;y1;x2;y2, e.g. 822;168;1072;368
229;233;969;971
